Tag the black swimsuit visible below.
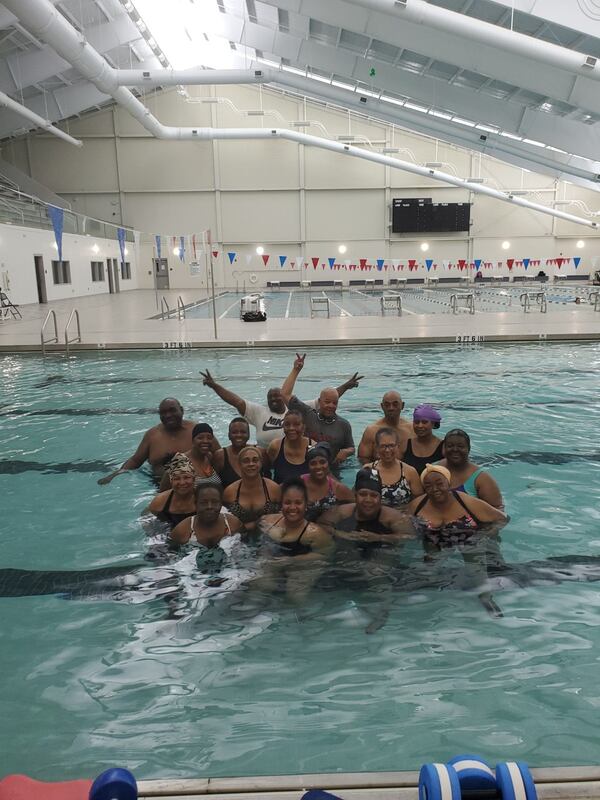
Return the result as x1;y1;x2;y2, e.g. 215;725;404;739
219;448;241;488
335;510;393;557
272;441;310;483
155;490;195;528
265;522;312;557
403;439;445;475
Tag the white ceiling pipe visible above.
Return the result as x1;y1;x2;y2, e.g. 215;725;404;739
0;89;82;147
3;0;597;228
345;0;600;81
112;68;268;86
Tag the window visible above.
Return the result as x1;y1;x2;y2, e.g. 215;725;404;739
51;260;71;285
91;261;104;282
120;261;131;280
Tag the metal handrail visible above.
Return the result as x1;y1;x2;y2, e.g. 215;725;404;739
40;309;58;356
310;296;330;318
520;291;547;313
381;293;403;316
160;296;170;320
449;293;475;315
176;295;186;320
589;290;600;311
64;308;81;355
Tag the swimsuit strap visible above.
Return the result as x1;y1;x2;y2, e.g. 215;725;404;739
235;480;242;501
223;514;231;535
451;490;482;525
463;467;484;495
162;490;175;513
415;495;429;514
261;477;271;501
327;475;334;491
296;522;310;543
190;514;196;533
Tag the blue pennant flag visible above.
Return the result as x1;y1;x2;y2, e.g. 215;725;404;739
474;259;482;270
328;258;336;269
279;255;287;267
574;257;581;268
376;258;385;271
117;227;126;264
179;236;185;262
522;258;530;270
228;251;236;264
425;259;433;271
48;205;64;262
155;235;162;260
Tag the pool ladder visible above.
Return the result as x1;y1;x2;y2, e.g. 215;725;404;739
449;293;475;314
160;295;186;320
41;307;82;355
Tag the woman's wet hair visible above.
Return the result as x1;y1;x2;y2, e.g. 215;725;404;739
283;409;304;421
195;481;224;501
192;422;213;438
280;477;308;502
229;416;250;431
375;427;399;445
238;445;262;461
444;428;471;449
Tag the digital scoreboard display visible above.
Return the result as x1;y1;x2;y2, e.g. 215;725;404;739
392;198;470;233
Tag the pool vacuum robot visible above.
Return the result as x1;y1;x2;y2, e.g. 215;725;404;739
240;293;267;322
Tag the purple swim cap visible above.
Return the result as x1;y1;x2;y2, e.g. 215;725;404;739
413;404;442;423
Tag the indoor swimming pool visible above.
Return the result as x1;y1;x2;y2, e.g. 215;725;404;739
179;284;596;320
1;343;600;781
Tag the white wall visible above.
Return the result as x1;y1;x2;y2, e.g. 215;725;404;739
2;83;600;294
0;222;141;304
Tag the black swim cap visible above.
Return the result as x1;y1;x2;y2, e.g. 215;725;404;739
306;443;332;463
192;422;213;437
354;468;382;494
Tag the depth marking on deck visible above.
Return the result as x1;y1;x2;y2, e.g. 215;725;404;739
285;291;293;319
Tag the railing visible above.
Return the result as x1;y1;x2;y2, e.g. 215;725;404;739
177;295;186;320
589;290;600;311
269;281;281;292
40;309;58;356
333;280;343;291
64;308;81;355
381;293;403;316
300;280;311;291
310;296;330;318
449;293;475;314
520;291;547;313
365;279;375;291
160;296;170;320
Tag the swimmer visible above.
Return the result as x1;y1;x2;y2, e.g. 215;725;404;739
212;417;269;488
145;453;196;528
438;429;504;509
159;422;222;492
171;483;242;548
357;391;413;463
364;428;422;508
406;464;506;554
301;443;354;522
98;398;218;485
255;478;334;604
200;355;361;448
400;404;445;475
223;445;281;534
267;409;315;483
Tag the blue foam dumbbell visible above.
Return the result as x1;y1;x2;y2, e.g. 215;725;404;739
447;754;497;792
89;768;137;800
495;762;537;800
419;763;462;800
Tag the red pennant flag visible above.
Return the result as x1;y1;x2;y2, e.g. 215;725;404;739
262;254;270;266
359;258;367;270
408;259;417;270
556;257;563;268
311;257;319;269
506;259;514;270
290;261;295;268
212;250;219;259
399;264;404;271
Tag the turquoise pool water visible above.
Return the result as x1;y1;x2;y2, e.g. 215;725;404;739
1;343;600;781
181;285;592;319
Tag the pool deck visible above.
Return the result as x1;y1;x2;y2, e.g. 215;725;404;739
1;286;599;352
136;767;600;799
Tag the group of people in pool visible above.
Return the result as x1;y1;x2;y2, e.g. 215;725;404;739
98;353;507;606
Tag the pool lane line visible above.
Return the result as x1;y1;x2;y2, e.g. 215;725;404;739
350;287;417;315
323;290;353;317
218;297;244;319
285;291;293;319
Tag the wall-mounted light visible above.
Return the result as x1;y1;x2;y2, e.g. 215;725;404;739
124;248;129;256
420;242;430;252
576;240;585;249
501;241;511;250
256;246;264;255
172;247;179;256
338;244;347;254
91;243;100;254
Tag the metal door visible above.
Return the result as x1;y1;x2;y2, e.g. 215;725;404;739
34;255;47;303
112;258;120;293
154;258;170;289
107;258;115;293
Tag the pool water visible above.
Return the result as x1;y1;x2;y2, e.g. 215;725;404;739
182;285;593;319
1;343;600;781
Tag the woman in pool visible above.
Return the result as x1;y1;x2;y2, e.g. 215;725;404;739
146;452;197;528
301;443;354;521
438;429;504;509
267;409;314;483
212;417;269;488
400;404;445;474
406;464;506;552
364;427;423;508
171;482;242;547
223;445;281;534
256;478;334;603
160;422;222;491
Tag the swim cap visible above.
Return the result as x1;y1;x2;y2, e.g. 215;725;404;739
413;404;442;423
306;443;332;463
192;422;213;438
420;463;451;483
168;452;195;476
354;468;383;494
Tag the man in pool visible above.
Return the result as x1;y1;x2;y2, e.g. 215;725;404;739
98;397;208;485
200;356;362;448
357;390;413;464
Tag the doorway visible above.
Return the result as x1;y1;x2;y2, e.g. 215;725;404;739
33;255;47;303
111;258;120;293
154;258;170;289
107;258;115;293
